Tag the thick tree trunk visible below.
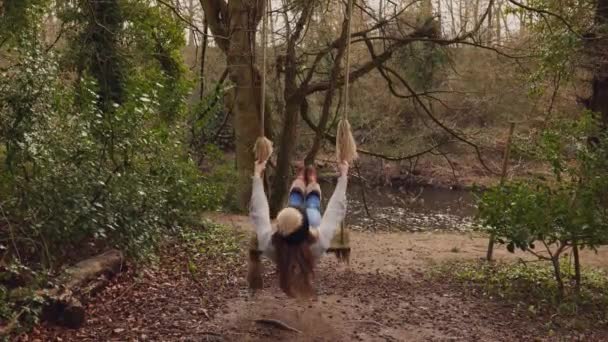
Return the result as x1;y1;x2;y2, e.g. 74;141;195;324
202;0;265;210
84;0;124;113
80;0;124;166
590;68;608;127
227;1;264;210
591;0;608;127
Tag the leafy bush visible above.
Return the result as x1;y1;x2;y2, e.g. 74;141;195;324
179;220;244;283
0;0;237;336
0;262;46;337
180;220;243;260
0;38;222;265
476;114;608;298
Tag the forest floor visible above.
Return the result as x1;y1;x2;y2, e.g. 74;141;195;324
27;214;608;342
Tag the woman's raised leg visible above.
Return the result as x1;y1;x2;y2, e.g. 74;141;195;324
305;165;322;227
288;162;306;207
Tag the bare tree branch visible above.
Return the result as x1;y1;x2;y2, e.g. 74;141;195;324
303;0;497;96
158;0;226;40
506;0;581;37
299;98;446;162
380;65;499;174
357;35;533;59
304;19;439;94
304;11;350;165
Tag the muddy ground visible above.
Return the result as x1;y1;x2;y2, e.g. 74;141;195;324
27;214;608;342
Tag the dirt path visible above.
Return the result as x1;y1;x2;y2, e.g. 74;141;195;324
206;214;608;342
31;214;608;341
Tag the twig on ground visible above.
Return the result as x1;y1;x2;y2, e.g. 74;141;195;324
254;318;302;333
348;319;388;328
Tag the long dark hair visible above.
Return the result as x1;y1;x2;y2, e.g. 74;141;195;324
271;231;317;298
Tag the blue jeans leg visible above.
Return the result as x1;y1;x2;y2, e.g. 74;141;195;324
306;193;321;227
288;191;305;207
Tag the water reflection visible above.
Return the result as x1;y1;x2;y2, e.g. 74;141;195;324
320;181;481;233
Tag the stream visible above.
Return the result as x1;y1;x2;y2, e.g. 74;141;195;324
321;182;481;233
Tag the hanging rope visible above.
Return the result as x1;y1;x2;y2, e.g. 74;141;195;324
249;0;272;293
336;0;359;164
254;0;273;163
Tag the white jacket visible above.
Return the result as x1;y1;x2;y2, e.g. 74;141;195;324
249;175;348;261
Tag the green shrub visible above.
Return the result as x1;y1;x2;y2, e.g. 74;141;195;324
0;38;221;265
476;114;608;298
440;260;608;321
0;262;46;337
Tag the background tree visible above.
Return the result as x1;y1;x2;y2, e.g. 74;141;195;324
197;0;503;215
201;0;268;210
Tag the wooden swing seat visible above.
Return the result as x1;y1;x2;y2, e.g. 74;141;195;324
248;222;351;263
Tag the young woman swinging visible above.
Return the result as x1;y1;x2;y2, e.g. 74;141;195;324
248;0;357;299
249;160;349;298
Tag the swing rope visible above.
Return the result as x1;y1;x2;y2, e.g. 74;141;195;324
336;0;359;164
325;0;357;264
254;0;273;163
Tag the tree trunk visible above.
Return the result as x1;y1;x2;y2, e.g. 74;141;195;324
495;1;502;44
572;241;581;294
202;0;266;211
188;0;196;47
420;0;433;19
487;123;515;261
458;0;464;32
486;0;493;44
591;0;608;127
268;0;284;119
84;0;124;113
228;73;262;208
448;0;458;37
473;0;480;28
551;254;565;301
267;1;314;216
199;20;209;101
81;0;124;164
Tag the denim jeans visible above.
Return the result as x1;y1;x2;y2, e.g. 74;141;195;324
288;190;322;227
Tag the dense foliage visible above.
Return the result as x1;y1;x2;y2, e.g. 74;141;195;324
477;115;608;297
0;1;236;334
475;0;608;300
441;260;608;327
0;1;226;268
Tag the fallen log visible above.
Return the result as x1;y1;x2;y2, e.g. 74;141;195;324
41;249;124;328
